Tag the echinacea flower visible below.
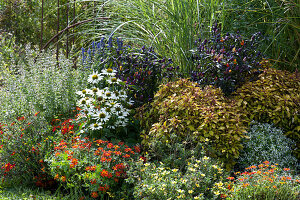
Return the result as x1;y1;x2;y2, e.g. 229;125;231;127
90;123;103;130
101;68;117;76
88;71;103;84
107;77;122;84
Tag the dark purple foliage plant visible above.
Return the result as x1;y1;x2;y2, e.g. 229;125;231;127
191;23;265;96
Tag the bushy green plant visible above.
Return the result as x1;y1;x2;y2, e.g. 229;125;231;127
233;68;300;158
191;23;264;95
0;46;88;123
219;161;300;200
46;138;141;199
0;112;54;187
139;79;249;170
238;121;298;171
126;154;228;200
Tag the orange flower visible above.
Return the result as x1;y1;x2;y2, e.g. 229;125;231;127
283;168;290;171
242;183;250;188
61;176;66;182
240;40;244;46
263;161;269;165
54;174;59;180
91;191;98;198
227;177;234;180
91;179;97;185
123;154;130;158
273;185;277;189
101;169;109;177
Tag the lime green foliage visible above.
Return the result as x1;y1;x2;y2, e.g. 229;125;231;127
233;68;300;158
139;79;249;170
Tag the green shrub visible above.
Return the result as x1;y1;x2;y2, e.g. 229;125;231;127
126;154;228;200
238;121;298;170
139;79;249;170
233;68;300;158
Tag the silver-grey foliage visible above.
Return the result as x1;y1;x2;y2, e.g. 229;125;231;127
238;121;298;170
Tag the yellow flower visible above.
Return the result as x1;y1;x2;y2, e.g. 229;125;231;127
188;190;193;194
214;191;220;195
201;174;205;177
172;169;179;172
203;156;209;160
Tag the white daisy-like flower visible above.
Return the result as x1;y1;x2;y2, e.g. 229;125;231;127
76;89;88;97
117;111;126;119
92;108;110;123
115;119;128;127
96;89;105;97
89;123;103;130
106;125;116;129
77;97;92;107
107;77;123;85
87;71;103;84
101;68;117;76
103;91;117;100
113;103;123;113
127;99;134;106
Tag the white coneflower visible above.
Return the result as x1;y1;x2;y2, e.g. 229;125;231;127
96;89;105;98
76;89;88;97
92;108;110;123
77;97;92;107
88;71;103;84
101;68;117;76
90;123;102;130
104;91;117;100
107;77;122;84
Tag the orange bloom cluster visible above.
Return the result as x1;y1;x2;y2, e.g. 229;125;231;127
221;161;298;199
85;165;97;171
101;169;112;178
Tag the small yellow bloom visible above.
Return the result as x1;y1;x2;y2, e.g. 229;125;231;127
172;169;179;172
188;190;193;194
